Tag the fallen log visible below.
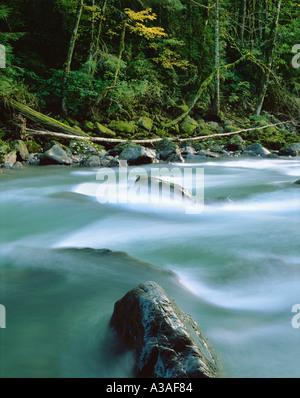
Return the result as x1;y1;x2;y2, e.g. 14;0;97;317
10;100;88;137
25;121;293;145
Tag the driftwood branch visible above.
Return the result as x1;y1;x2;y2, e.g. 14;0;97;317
25;121;293;145
177;121;294;142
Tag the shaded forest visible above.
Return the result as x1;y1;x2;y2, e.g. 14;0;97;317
0;0;299;144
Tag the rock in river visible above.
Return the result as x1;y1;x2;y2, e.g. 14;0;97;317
119;145;157;165
110;281;221;378
40;144;72;165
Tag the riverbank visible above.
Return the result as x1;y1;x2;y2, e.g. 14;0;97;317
1;132;300;172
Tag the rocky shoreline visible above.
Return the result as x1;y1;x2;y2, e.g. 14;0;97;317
1;135;300;172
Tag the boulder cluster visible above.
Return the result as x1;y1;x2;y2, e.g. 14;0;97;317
1;136;300;171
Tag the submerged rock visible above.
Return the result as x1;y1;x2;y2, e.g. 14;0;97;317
110;281;221;378
134;175;194;205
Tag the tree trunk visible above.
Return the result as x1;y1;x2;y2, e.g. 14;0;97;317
101;20;126;101
238;0;247;41
87;0;96;75
62;0;84;116
211;0;220;116
90;0;107;78
255;0;281;116
11;100;88;137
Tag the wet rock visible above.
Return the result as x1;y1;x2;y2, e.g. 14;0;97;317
11;140;29;161
119;145;157;165
28;153;41;166
197;150;220;158
12;161;24;170
110;281;221;378
167;152;185;163
226;135;245;151
69;139;106;156
279;143;300;157
82;155;101;167
294;179;300;185
101;156;121;167
40;144;72;165
155;139;178;161
134;175;194;204
243;143;271;157
3;151;17;168
181;146;196;156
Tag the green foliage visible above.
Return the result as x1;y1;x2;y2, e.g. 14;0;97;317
0;0;298;139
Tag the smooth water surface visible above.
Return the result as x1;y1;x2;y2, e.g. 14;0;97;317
0;158;299;378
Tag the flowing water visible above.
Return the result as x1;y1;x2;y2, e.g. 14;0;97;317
0;158;299;378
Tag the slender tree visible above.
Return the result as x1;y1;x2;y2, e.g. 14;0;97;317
211;0;220;116
255;0;281;116
62;0;84;116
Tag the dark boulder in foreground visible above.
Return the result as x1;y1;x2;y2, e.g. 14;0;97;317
110;281;221;378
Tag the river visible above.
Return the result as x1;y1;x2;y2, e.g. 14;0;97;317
0;158;299;378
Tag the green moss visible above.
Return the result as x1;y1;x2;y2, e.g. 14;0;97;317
0;139;12;163
224;125;241;133
200;129;214;136
137;116;153;132
114;141;138;151
94;122;116;138
109;120;137;135
83;121;95;132
72;125;85;135
69;139;105;155
180;116;198;135
155;138;177;153
26;141;42;154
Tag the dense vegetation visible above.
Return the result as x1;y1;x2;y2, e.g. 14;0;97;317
0;0;299;146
